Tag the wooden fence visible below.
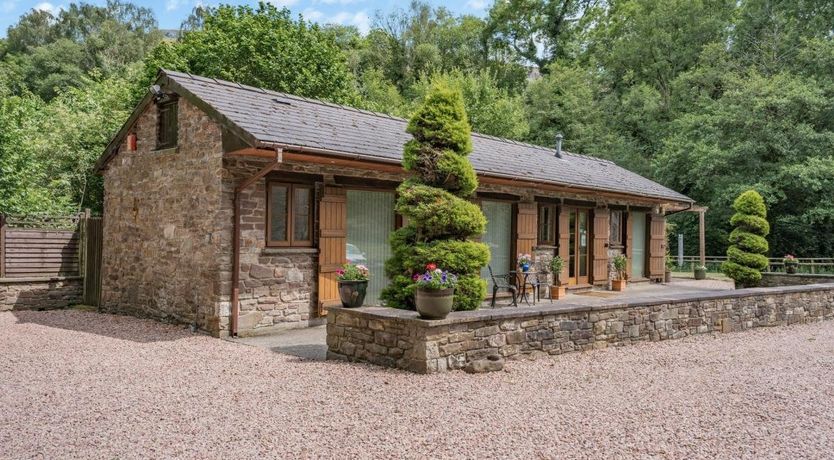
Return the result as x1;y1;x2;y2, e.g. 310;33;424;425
0;212;103;305
677;256;834;274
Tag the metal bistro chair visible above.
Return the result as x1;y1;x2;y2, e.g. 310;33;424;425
523;271;550;304
488;265;518;308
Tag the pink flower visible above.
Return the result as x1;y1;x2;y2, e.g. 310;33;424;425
426;263;437;271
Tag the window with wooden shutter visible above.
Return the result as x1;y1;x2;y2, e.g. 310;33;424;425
267;182;313;247
156;98;178;149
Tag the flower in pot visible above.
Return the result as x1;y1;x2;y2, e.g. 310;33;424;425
337;263;369;308
783;254;798;274
549;255;566;300
612;255;628;291
413;264;458;320
694;265;707;280
518;253;532;272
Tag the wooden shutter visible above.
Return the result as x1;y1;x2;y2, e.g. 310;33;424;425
648;212;666;280
317;186;347;315
625;212;634;279
557;207;570;284
515;202;537;259
592;208;610;285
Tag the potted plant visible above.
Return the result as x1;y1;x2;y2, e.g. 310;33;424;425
337;263;369;308
413;263;458;319
784;254;798;274
518;253;532;272
664;255;674;283
549;255;566;300
694;265;707;280
612;255;628;291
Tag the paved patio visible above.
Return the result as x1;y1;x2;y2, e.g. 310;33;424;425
240;279;736;360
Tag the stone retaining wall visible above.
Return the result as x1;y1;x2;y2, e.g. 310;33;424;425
0;277;83;311
326;284;834;373
760;272;834;287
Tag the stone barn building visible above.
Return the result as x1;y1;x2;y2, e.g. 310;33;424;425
96;69;695;337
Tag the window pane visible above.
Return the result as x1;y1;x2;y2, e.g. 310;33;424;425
293;187;311;241
347;190;395;305
480;201;513;292
610;211;622;245
270;185;288;242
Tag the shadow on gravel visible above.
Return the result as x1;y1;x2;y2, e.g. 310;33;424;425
10;309;194;343
268;344;327;361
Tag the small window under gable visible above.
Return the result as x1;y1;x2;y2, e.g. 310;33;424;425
156;95;178;150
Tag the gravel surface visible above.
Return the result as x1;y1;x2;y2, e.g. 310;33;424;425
2;309;833;459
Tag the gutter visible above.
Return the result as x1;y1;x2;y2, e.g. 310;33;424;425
230;148;283;337
664;202;694;217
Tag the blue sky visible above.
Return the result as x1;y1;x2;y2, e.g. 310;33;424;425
1;0;490;36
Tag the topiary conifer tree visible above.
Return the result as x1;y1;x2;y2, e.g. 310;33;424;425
721;190;770;287
380;82;489;311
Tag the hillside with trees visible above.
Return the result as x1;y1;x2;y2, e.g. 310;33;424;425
1;0;832;257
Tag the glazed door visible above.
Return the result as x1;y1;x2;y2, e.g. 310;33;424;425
346;190;395;305
480;200;513;291
631;212;646;279
567;208;590;285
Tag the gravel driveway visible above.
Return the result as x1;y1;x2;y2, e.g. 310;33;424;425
2;309;833;459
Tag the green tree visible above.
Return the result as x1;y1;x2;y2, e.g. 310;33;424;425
381;83;489;311
722;190;769;287
486;0;597;70
410;70;529;140
146;2;359;105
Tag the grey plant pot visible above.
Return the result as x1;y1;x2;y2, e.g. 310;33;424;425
415;287;454;320
338;280;368;308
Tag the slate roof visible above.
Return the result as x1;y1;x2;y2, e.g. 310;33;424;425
106;69;693;203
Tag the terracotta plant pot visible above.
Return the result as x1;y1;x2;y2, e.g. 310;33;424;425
694;267;707;280
612;279;627;291
550;285;566;300
415;287;454;320
338;280;368;308
785;264;798;274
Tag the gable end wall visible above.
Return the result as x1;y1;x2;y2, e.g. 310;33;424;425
100;98;226;334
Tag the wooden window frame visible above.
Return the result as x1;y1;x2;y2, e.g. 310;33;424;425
156;96;179;150
610;210;624;248
537;203;558;246
266;182;314;247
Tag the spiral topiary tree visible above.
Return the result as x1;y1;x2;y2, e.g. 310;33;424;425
380;82;489;311
721;190;770;287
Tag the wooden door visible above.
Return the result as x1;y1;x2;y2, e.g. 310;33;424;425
592;208;610;285
317;186;347;315
566;208;590;285
648;212;666;280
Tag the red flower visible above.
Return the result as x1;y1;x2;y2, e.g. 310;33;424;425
426;263;437;271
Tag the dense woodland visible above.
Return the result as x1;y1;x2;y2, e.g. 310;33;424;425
1;0;833;258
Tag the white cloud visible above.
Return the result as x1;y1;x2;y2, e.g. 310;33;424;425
1;0;16;13
325;10;370;34
318;0;361;4
34;1;63;15
302;7;324;21
165;0;182;11
466;0;487;9
268;0;299;7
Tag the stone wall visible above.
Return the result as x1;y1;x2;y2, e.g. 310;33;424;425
760;272;834;287
327;284;834;373
101;98;226;334
0;277;83;311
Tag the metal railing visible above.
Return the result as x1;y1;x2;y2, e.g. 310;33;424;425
676;256;834;274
